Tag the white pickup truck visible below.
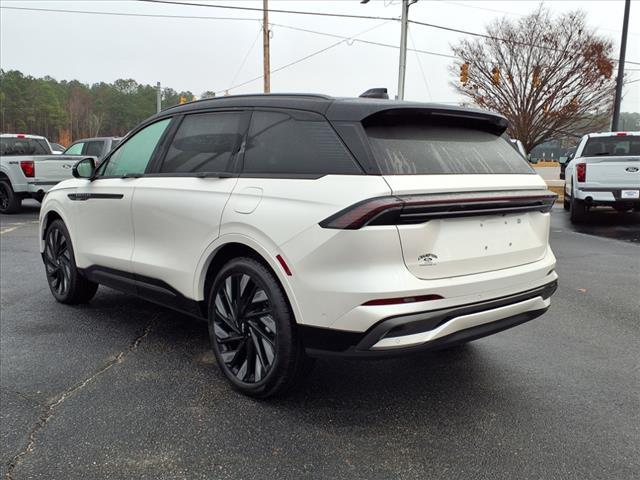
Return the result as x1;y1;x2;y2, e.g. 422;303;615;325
564;131;640;223
0;134;80;214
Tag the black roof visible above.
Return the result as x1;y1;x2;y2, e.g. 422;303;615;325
157;93;507;128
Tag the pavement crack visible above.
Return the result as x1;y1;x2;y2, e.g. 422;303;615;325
3;322;154;480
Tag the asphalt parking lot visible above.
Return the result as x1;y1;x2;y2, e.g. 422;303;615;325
1;201;639;480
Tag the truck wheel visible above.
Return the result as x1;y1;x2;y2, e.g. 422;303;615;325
0;179;22;214
563;195;570;211
569;194;588;224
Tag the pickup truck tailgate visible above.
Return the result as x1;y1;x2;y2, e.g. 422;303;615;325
583;156;640;188
34;156;78;184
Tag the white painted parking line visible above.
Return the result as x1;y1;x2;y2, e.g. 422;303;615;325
0;221;39;235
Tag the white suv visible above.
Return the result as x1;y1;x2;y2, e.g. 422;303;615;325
39;94;558;397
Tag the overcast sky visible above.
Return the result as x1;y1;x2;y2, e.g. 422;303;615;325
1;0;638;111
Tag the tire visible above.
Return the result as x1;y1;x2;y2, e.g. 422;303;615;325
207;256;312;398
563;195;570;211
569;193;588;224
43;219;99;304
0;179;22;214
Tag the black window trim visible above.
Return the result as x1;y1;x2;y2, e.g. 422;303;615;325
238;107;365;180
147;109;252;178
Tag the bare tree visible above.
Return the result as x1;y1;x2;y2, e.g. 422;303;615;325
450;7;616;152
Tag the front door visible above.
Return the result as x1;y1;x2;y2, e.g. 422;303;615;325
72;118;172;273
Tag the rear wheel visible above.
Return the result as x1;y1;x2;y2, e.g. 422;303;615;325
0;180;21;214
207;257;313;398
44;219;98;304
569;187;588;224
563;194;570;211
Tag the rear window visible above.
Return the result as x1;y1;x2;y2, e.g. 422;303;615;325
583;136;640;156
0;137;49;156
365;125;534;175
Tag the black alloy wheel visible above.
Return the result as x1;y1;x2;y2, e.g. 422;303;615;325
44;225;72;297
0;180;20;214
0;183;9;211
208;257;313;398
43;219;98;304
213;272;276;383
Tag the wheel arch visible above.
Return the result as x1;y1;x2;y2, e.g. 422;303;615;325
39;205;73;253
195;235;302;324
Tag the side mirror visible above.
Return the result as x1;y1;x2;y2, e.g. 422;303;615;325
72;157;96;179
567;152;575;161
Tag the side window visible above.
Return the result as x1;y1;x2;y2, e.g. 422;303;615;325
101;119;171;177
64;142;84;155
160;112;244;174
243;111;360;175
83;141;104;157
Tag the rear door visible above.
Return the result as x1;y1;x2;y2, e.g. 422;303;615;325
130;110;249;298
363;115;552;280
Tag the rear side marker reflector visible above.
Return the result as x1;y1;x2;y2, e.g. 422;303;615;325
276;254;292;276
320;190;557;230
362;294;443;306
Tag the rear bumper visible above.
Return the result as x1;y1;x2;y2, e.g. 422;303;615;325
574;187;640;206
302;280;557;358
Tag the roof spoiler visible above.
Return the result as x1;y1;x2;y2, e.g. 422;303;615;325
360;88;389;99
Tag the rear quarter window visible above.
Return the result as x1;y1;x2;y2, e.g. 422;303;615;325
243;111;361;176
365;124;534;175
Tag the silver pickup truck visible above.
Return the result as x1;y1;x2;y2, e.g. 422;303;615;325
564;131;640;223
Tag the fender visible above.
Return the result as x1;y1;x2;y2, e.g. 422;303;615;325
193;232;303;326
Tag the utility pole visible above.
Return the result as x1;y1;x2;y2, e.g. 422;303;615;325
263;0;271;94
156;81;161;113
611;0;630;131
397;0;410;100
362;0;416;100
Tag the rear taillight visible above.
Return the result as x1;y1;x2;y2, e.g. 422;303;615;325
576;163;586;182
320;190;557;230
20;160;35;178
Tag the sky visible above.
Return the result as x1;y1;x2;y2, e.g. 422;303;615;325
1;0;639;112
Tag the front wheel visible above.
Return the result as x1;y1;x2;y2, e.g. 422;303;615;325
44;219;98;304
0;180;22;214
207;257;313;398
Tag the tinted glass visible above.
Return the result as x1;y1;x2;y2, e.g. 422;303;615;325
161;112;243;173
243;111;360;175
84;141;104;157
0;138;49;156
366;125;534;175
110;139;121;151
102;119;171;177
583;135;640;156
64;143;84;155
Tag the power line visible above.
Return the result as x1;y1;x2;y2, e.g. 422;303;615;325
409;19;640;66
437;0;640;37
217;21;391;95
229;25;262;88
137;0;397;21
271;23;457;60
2;4;638;66
0;5;260;22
